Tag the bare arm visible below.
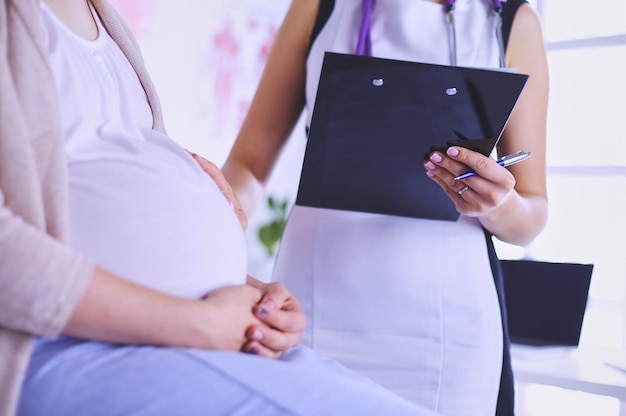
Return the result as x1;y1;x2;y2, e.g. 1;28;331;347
222;0;319;216
479;4;549;244
424;4;549;246
64;267;267;353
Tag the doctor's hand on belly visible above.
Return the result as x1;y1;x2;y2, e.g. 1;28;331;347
190;152;248;231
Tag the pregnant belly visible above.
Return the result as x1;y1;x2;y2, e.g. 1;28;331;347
67;156;247;299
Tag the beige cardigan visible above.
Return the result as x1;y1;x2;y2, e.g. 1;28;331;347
0;1;165;414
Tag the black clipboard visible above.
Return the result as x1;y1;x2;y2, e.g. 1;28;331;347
296;52;529;221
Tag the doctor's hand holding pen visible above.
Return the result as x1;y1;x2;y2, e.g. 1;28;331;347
424;145;544;245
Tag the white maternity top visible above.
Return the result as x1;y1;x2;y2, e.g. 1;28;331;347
273;1;504;414
40;3;247;299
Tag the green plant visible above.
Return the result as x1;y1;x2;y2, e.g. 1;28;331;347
257;195;289;257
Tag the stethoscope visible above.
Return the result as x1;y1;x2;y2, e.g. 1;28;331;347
356;0;506;68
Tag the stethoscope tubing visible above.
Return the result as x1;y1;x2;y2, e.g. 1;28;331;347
357;0;506;67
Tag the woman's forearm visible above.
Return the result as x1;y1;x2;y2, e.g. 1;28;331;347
63;266;210;348
479;193;548;246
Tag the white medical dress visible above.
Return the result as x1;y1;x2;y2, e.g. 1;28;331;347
273;1;506;414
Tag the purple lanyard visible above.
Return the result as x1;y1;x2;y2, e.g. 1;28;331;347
356;0;505;67
355;0;375;56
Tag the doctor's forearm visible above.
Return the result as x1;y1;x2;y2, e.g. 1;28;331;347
479;193;548;246
221;159;266;217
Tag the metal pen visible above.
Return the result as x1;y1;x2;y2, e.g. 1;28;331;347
454;151;532;181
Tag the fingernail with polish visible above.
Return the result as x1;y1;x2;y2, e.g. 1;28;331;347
430;153;443;163
425;161;436;170
447;147;459;157
251;329;263;340
262;299;276;309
